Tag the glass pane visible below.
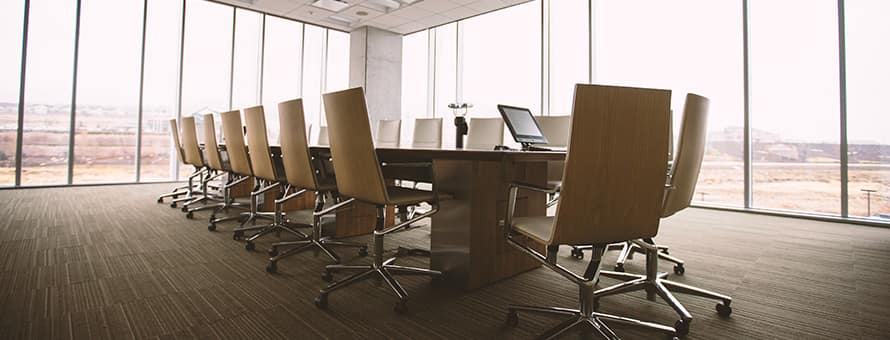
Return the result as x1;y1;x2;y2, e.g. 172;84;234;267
0;0;24;186
180;0;233;179
323;29;349;128
72;0;143;183
462;1;541;116
845;0;890;220
301;25;325;142
141;0;182;182
549;0;588;116
593;0;744;206
262;16;302;144
231;9;262;111
21;0;77;185
434;23;457;147
401;30;429;146
749;0;840;214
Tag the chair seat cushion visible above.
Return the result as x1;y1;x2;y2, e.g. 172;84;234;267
512;216;554;244
386;186;436;205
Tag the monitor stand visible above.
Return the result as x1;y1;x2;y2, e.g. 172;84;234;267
521;143;551;152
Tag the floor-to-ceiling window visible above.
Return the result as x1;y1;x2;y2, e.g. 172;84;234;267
547;0;588;116
844;0;890;219
231;9;263;111
434;23;457;148
72;0;144;183
301;25;326;138
400;30;429;145
0;0;25;186
20;0;77;185
323;29;350;130
749;0;841;215
261;16;303;144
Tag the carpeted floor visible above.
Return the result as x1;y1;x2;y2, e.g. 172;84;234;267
0;183;889;339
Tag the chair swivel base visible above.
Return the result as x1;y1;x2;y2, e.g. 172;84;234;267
235;218;310;251
572;241;685;275
266;236;367;273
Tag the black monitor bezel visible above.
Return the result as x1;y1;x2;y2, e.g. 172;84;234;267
497;104;549;146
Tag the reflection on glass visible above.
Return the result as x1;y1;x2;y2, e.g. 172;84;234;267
594;0;744;206
845;0;890;220
21;0;77;185
73;0;143;183
401;30;429;146
141;0;182;182
0;0;24;185
231;9;263;111
262;16;303;144
749;0;840;214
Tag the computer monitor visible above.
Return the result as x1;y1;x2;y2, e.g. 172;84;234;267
497;104;549;150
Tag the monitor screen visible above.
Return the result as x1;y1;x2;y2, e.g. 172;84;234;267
497;104;549;145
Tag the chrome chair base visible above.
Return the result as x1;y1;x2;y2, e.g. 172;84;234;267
571;240;684;274
507;303;677;340
315;204;440;312
595;240;732;336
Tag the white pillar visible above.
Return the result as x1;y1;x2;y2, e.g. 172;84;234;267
349;26;402;130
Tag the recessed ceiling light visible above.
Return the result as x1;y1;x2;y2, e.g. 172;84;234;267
311;0;350;12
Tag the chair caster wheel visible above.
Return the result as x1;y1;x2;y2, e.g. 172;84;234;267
716;302;732;317
245;242;255;251
321;271;333;282
674;320;690;336
233;231;244;240
506;311;519;326
358;247;368;257
186;212;194;219
268;247;278;257
170;203;177;208
314;294;328;309
157;198;163;203
207;223;216;231
570;248;584;260
614;263;625;272
393;300;408;314
181;206;188;213
266;261;277;273
673;264;685;275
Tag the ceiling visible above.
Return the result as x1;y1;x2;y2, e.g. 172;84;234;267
216;0;531;35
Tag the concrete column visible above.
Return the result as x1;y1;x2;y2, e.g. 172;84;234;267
349;26;402;131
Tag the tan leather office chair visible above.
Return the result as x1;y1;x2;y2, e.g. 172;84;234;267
194;113;251;227
237;105;307;251
465;117;504;150
175;116;222;211
158;118;200;204
412;118;443;149
315;87;441;312
375;119;402;148
502;84;679;338
594;93;732;336
265;98;368;273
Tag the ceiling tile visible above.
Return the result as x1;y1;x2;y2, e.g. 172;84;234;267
366;14;414;28
392;20;432;34
414;0;460;14
392;4;435;20
417;14;450;27
441;6;476;20
253;0;305;14
286;4;337;20
449;0;477;5
465;0;504;13
339;4;386;23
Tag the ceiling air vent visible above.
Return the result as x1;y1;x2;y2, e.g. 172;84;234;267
311;0;351;12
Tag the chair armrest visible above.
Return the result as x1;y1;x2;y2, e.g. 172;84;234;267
510;181;560;194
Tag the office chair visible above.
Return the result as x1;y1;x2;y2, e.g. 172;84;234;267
157;118;200;205
314;125;329;146
173;116;223;212
315;87;441;312
465;117;504;150
190;113;251;225
535;115;571;207
265;98;368;273
593;93;732;336
502;84;680;339
412;118;443;149
375;119;402;148
237;105;308;251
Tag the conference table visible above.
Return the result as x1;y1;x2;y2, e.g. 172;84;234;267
225;144;566;290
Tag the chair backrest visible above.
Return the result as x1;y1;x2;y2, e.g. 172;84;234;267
375;119;401;148
315;126;329;146
662;94;709;218
536;115;571;147
412;118;443;149
220;110;253;176
465;117;504;150
551;84;671;245
202;113;225;171
278;98;319;190
243;105;278;181
168;119;186;164
180;116;204;167
322;87;389;204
